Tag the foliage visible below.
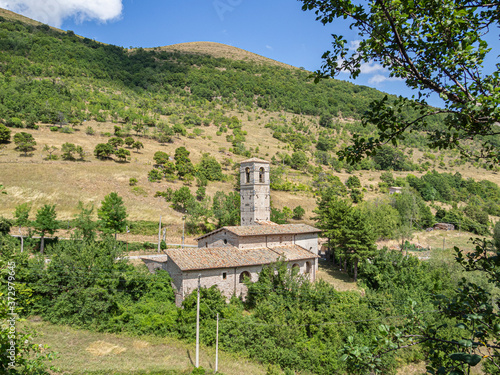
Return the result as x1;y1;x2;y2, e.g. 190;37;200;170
301;0;500;164
196;153;224;182
114;148;130;162
73;202;97;240
153;151;169;165
0;123;11;143
0;216;12;235
292;206;305;220
494;221;500;251
371;146;414;171
171;187;195;213
61;142;84;161
13;132;36;155
94;143;114;159
345;175;361;189
33;204;58;254
212;191;240;227
97;192;128;240
174;147;194;179
0;290;54;374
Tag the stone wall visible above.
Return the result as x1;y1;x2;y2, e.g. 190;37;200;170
182;265;263;301
198;230;240;248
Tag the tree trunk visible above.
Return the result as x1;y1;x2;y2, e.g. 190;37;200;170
40;234;45;254
354;258;359;281
343;258;347;271
332;247;336;266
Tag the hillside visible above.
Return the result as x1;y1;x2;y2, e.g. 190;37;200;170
0;10;499;245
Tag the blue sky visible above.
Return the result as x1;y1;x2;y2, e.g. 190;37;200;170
1;0;498;108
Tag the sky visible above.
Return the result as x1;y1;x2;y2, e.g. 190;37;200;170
0;0;497;108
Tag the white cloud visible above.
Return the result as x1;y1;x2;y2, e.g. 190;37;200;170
359;61;385;74
368;74;403;85
265;45;273;51
0;0;123;28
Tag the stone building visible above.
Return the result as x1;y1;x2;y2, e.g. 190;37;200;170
142;158;320;306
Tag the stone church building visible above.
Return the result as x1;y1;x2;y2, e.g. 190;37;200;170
142;158;320;306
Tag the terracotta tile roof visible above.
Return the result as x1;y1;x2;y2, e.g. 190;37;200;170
165;244;317;271
195;223;320;241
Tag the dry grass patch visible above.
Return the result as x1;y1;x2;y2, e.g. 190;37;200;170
22;319;267;375
317;259;362;293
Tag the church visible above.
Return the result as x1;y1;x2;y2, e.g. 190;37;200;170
142;158;320;306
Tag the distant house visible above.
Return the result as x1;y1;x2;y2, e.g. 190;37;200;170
142;158;320;306
389;187;403;194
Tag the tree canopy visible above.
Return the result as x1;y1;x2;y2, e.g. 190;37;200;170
301;0;500;164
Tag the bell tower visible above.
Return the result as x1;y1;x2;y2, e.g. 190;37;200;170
240;158;270;226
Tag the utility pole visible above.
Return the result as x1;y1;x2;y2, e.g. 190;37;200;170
196;274;201;368
215;313;219;373
182;216;186;249
158;215;162;253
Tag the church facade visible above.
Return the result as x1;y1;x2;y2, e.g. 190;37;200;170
142;158;320;306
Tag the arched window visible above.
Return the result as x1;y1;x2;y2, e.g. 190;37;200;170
291;263;300;273
305;262;311;274
239;271;251;283
259;167;265;183
245;167;250;183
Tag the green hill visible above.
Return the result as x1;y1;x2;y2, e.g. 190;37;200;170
0;10;498;244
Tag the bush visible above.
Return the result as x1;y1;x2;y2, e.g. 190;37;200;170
0;124;11;143
292;206;305;220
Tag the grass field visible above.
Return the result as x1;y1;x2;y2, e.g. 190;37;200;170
22;318;267;375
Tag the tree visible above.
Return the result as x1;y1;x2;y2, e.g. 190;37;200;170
171;187;195;213
301;0;500;164
98;192;128;241
342;207;376;281
132;140;144;153
212;191;240;227
290;151;308;170
124;136;135;147
94;143;114;159
494;220;500;252
43;144;58;160
196;153;224;181
13;132;36;156
33;204;58;254
73;202;97;240
108;137;124;149
174;147;194;178
345;175;361;189
0;123;11;143
14;202;31;252
153;151;169;165
61;142;84;160
293;206;306;220
115;148;130;162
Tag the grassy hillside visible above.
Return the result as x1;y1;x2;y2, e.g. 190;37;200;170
0;10;498;244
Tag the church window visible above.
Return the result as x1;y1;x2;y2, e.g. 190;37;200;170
223;239;228;244
259;167;265;183
245;167;250;183
292;263;300;273
222;272;227;280
239;271;251;283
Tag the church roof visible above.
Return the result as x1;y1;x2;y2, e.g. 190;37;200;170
165;244;318;271
195;223;320;241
